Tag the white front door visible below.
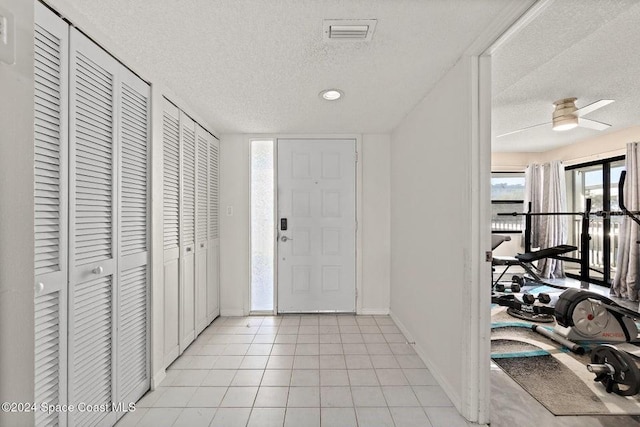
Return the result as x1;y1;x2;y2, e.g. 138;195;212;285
277;139;356;312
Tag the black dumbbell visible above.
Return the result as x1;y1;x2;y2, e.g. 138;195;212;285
522;293;551;304
495;282;521;293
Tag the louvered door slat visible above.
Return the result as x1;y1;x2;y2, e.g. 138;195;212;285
34;292;62;427
182;122;196;246
195;126;209;334
72;49;113;267
179;112;196;351
207;135;220;322
120;82;148;257
163;108;180;250
34;5;68;426
69;28;118;427
35;22;64;276
71;276;112;426
196;132;208;243
209;142;220;239
117;70;150;408
118;266;148;401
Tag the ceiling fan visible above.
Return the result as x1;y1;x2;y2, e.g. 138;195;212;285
497;98;615;138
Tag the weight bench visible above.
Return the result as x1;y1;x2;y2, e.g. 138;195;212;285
492;243;577;290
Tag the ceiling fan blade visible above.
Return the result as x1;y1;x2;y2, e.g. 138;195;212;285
575;99;614;117
578;117;611;130
496;122;550;138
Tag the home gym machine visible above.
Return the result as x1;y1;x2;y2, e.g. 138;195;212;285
496;197;609;289
492;171;640;396
492;288;640;396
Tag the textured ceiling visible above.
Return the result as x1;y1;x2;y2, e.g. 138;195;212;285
492;0;640;152
49;0;512;134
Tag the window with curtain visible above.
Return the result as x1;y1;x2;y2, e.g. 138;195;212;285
565;156;625;286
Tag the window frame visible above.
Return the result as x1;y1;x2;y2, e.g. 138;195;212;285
491;171;525;234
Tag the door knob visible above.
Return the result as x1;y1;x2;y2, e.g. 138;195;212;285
35;282;44;294
92;266;104;275
281;235;293;242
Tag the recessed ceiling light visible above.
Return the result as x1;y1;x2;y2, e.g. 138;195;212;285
320;89;343;101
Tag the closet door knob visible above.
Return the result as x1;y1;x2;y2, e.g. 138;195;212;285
35;282;45;294
92;266;104;275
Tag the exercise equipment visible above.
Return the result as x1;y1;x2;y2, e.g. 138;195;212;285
492;171;640;397
494;280;521;293
498;199;601;286
493;288;640;395
587;344;640;396
492;244;577;291
522;292;551;304
553;288;639;343
493;293;556;323
499;171;640;288
494;288;640;346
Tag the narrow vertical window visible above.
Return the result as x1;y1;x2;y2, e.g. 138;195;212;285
251;140;275;312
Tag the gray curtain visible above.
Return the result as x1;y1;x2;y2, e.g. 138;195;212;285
612;142;640;302
524;163;543;248
524;161;567;278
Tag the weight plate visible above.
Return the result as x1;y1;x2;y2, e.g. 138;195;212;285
590;345;640;396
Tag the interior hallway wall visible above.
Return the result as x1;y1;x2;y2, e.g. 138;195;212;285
0;1;35;425
361;134;391;313
219;134;391;315
219;134;251;315
389;56;479;414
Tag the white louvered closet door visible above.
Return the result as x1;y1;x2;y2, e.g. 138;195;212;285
207;136;220;322
68;28;119;427
34;4;68;427
116;67;150;414
162;99;181;366
195;125;209;334
180;112;197;352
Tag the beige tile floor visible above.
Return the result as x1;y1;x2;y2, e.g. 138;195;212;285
117;313;640;427
116;315;471;427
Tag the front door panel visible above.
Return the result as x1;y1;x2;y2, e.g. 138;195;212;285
277;139;356;312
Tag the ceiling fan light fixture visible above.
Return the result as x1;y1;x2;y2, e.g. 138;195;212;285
552;97;578;131
552;115;578;131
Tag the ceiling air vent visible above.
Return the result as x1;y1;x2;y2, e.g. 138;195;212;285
323;19;377;41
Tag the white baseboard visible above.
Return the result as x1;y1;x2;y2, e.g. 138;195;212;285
389;310;463;416
151;369;166;390
220;308;245;317
359;308;390;315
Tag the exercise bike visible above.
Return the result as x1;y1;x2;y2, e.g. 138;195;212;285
492;288;640;396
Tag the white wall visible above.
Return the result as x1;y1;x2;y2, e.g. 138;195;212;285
361;134;391;314
390;57;477;412
219;134;391;315
0;1;35;425
219;134;251;315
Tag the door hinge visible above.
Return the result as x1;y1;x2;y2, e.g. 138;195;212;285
485;251;493;262
355;151;359;163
